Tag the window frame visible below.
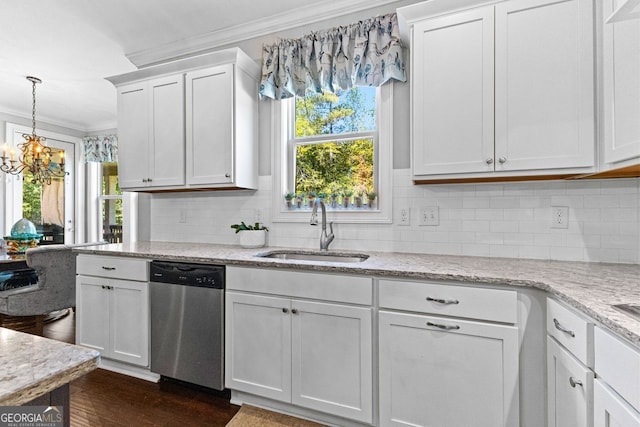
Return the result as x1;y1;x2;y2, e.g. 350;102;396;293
271;84;393;224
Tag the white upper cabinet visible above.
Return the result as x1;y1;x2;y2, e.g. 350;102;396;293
400;0;596;182
494;0;595;172
602;0;640;166
412;6;495;175
108;48;259;192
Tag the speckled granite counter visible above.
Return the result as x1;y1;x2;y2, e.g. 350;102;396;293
74;242;640;347
0;327;99;405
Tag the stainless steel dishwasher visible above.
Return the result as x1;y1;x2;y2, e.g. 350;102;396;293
149;260;225;390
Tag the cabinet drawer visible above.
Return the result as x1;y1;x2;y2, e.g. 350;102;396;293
378;279;517;323
76;255;148;282
226;267;372;305
595;327;640;412
547;298;594;368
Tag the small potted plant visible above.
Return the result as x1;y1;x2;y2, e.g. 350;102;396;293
342;190;353;208
230;221;269;248
284;192;295;209
307;191;316;208
367;190;377;209
330;193;338;208
296;194;303;208
355;190;364;208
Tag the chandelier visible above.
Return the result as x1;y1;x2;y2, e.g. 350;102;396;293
0;76;67;185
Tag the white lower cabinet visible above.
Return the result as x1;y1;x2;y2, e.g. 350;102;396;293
594;379;640;427
76;275;149;367
547;336;594;427
378;311;519;427
225;290;373;423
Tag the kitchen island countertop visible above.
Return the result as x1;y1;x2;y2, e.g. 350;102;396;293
0;327;99;405
75;241;640;347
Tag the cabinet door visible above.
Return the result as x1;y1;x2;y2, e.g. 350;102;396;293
148;75;185;187
185;64;234;186
547;336;594;427
225;292;292;402
117;82;149;189
603;0;640;164
379;311;519;427
109;279;149;367
412;7;495;175
495;0;594;171
594;379;640;427
291;300;373;423
75;275;110;355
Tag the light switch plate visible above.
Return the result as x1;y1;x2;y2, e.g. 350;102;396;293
419;206;439;226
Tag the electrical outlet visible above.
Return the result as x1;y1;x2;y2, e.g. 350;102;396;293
178;208;187;223
398;207;411;226
419;206;439;226
551;206;569;229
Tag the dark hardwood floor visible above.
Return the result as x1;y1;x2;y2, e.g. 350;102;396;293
43;311;239;426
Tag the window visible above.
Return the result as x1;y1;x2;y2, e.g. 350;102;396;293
272;85;393;223
100;162;122;243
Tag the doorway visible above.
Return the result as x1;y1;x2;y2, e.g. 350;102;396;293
4;124;79;244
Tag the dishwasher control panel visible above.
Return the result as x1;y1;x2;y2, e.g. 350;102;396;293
150;261;224;289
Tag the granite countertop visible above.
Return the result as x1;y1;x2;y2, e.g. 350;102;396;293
0;328;99;405
74;241;640;347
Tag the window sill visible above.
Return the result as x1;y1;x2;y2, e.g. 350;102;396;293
272;204;391;224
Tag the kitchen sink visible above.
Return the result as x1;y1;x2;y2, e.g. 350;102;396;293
612;304;640;322
257;250;369;263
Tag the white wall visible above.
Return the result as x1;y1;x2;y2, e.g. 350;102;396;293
150;173;640;264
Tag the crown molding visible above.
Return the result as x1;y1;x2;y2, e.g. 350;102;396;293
127;0;403;68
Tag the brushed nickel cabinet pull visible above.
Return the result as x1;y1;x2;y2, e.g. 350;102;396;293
426;297;459;305
569;377;583;388
101;266;116;271
426;321;460;331
553;318;575;337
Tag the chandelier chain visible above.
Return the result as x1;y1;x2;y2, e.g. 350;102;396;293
32;79;37;136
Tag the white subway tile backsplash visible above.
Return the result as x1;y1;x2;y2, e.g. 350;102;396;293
149;173;639;264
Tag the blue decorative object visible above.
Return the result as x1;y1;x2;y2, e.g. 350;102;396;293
4;219;42;254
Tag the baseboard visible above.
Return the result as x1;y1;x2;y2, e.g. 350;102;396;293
98;358;160;382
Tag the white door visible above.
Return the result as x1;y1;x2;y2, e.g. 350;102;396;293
110;279;149;367
411;6;495;175
291;300;373;423
186;64;234;185
547;336;594;427
149;74;185;187
225;292;292;402
594;379;640;427
494;0;595;171
603;0;640;164
75;275;110;355
4;124;77;244
379;311;520;427
117;82;149;189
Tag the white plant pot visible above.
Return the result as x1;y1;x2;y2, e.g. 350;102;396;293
239;230;267;248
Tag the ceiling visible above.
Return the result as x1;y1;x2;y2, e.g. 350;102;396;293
0;0;395;133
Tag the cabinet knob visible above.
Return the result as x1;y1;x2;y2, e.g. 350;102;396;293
498;157;507;164
225;173;231;178
142;178;147;183
282;308;289;313
101;285;106;289
147;178;152;182
291;309;299;315
485;158;494;165
569;377;583;388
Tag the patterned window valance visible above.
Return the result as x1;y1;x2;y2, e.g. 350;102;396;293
82;135;117;163
259;13;406;100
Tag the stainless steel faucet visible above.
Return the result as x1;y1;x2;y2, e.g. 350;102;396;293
310;199;335;251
